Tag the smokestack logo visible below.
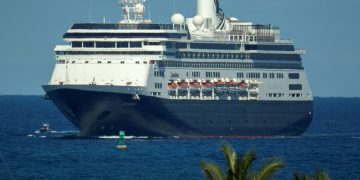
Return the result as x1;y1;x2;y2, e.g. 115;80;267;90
214;0;225;29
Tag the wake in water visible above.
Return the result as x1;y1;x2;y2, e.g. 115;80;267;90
27;130;79;139
97;136;179;140
27;131;177;140
26;130;360;140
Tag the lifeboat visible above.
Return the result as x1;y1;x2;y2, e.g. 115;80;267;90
190;80;201;92
215;80;227;92
167;80;178;90
202;80;214;91
215;80;226;86
227;79;239;91
239;80;248;89
177;80;189;91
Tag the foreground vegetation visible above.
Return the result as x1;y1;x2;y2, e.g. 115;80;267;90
200;143;330;180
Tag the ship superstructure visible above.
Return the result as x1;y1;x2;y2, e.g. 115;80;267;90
43;0;313;136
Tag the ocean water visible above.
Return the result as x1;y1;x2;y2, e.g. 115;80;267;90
0;96;359;179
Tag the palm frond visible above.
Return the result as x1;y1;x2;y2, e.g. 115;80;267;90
253;159;284;180
314;169;330;180
238;150;256;180
220;143;237;179
292;172;310;180
200;160;224;180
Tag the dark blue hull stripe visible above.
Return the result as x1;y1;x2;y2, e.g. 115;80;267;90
46;89;313;137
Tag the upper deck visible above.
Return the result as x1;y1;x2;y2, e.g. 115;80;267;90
71;23;188;31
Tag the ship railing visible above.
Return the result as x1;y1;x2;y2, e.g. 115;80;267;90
119;0;145;4
227;24;281;42
231;24;280;32
71;23;188;31
192;30;280;43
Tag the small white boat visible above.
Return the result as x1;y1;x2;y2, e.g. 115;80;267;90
40;123;50;133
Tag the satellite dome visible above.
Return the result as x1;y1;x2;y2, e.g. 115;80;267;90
193;15;204;27
171;13;185;24
135;3;145;14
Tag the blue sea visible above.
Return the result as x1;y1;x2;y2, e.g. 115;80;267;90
0;96;359;179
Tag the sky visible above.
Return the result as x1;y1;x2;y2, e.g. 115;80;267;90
0;0;359;97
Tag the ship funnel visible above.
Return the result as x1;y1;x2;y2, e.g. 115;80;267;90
196;0;224;29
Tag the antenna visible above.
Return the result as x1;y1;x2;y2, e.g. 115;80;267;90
118;0;146;23
147;0;151;20
173;0;176;13
88;0;93;22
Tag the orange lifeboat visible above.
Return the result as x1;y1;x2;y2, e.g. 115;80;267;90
167;81;177;90
190;80;201;88
202;80;214;91
177;80;189;90
215;80;227;92
215;80;226;87
239;80;248;89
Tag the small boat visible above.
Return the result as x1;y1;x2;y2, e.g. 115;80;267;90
117;131;127;150
40;123;50;133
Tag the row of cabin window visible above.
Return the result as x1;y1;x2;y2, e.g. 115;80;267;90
266;93;286;98
166;42;239;50
175;52;300;61
56;51;162;55
154;71;165;77
71;23;187;31
167;42;293;52
177;71;293;79
57;60;148;65
71;42;142;48
267;93;303;98
205;72;221;78
151;92;162;96
191;72;201;78
237;72;285;79
229;35;276;42
290;93;303;98
64;32;186;39
154;83;163;89
244;44;295;51
159;61;303;70
289;84;302;90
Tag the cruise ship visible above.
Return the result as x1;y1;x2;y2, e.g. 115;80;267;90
43;0;313;137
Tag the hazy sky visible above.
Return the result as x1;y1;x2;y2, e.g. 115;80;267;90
0;0;359;97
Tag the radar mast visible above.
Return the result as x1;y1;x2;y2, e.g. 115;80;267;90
119;0;151;24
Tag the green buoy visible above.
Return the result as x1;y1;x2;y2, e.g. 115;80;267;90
117;130;127;150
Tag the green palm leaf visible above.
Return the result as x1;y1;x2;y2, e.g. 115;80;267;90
200;160;224;180
292;172;310;180
220;143;237;180
253;159;284;180
238;150;256;180
314;169;330;180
